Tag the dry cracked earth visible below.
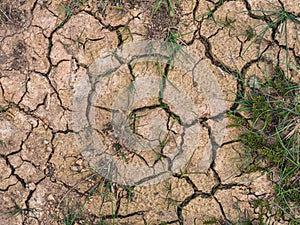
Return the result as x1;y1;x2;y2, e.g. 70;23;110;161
0;0;299;224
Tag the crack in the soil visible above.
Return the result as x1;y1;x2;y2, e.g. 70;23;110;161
101;210;145;220
197;31;235;76
1;153;27;188
172;154;247;224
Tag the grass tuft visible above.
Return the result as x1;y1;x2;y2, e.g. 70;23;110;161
228;60;300;223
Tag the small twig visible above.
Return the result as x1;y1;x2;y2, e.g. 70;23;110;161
0;7;13;23
56;172;98;210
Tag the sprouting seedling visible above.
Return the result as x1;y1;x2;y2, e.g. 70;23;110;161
110;4;123;10
76;28;86;48
164;30;185;53
152;0;163;15
126;111;149;132
123;185;136;205
59;2;75;20
0;104;10;113
200;0;225;21
219;16;236;29
0;104;14;118
119;25;133;42
166;197;181;211
202;5;217;24
245;27;255;41
62;197;89;225
110;51;125;65
125;79;135;97
60;0;88;18
5;198;38;220
152;126;174;165
0;140;6;150
170;112;180;124
152;0;177;18
202;5;236;30
57;0;89;29
164;181;172;196
161;29;193;68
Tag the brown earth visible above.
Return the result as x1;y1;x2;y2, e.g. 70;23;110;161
0;0;299;225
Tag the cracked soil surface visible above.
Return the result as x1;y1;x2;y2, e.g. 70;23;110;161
0;0;299;224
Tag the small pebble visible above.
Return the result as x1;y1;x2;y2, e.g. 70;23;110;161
47;194;55;201
70;165;80;172
27;182;36;190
